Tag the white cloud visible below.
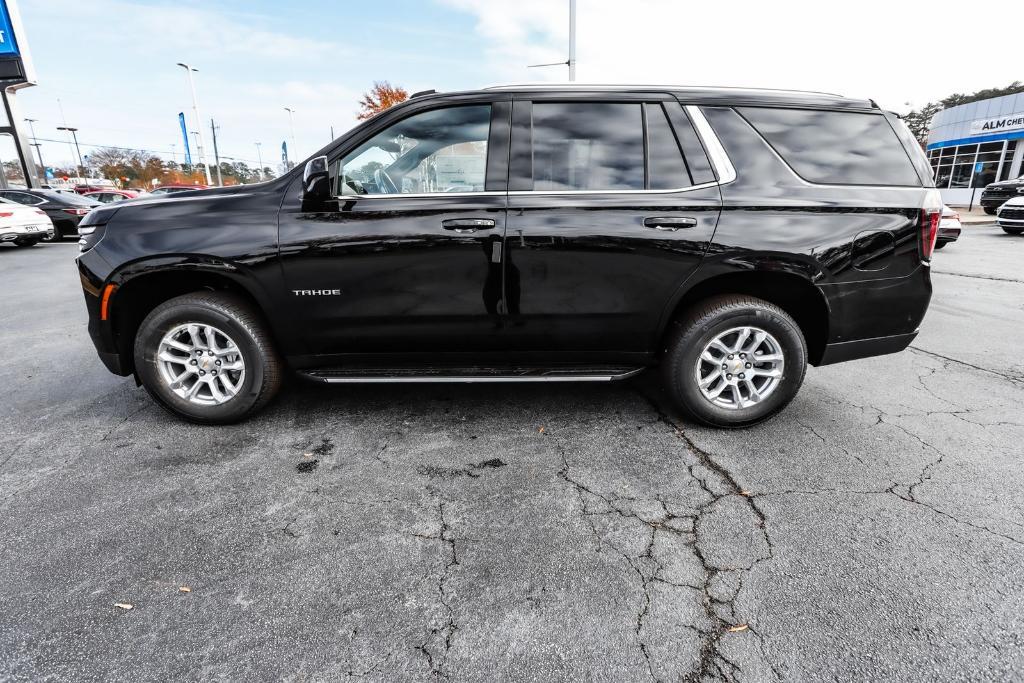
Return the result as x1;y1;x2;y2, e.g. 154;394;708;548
441;0;1021;113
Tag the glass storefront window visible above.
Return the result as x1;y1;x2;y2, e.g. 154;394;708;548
950;164;973;188
972;162;999;187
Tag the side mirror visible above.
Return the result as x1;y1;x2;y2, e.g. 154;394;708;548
302;156;330;203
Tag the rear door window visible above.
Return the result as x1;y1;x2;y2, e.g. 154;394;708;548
740;108;921;186
531;102;645;191
516;101;716;192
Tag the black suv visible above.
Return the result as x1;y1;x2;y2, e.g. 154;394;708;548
980;176;1024;214
77;85;939;427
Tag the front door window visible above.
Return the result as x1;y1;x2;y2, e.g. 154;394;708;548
333;105;491;196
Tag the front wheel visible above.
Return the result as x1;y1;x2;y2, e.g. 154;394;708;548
662;295;807;428
984;207;998;216
1002;227;1023;235
133;292;283;424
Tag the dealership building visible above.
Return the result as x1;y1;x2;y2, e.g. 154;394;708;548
926;92;1024;205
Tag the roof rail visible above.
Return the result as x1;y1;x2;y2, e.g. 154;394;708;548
482;82;844;98
410;89;437;99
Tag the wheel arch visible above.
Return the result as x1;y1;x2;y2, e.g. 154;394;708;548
107;259;280;376
659;268;831;365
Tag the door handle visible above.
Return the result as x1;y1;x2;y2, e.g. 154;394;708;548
644;216;698;231
442;218;496;233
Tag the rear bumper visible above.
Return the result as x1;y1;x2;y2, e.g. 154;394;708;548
819;331;917;365
937;226;961;242
815;265;931;365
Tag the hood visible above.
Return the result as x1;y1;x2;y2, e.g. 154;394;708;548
986;178;1024;189
1000;195;1024;208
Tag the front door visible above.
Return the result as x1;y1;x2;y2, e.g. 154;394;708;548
503;96;723;355
278;99;511;360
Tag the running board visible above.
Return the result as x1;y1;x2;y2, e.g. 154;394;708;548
299;366;645;384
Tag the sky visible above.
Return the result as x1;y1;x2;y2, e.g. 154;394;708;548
13;0;1020;171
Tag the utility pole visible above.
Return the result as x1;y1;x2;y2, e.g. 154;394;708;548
24;117;45;182
254;142;264;181
527;1;577;80
177;62;213;185
284;107;297;164
568;0;576;81
330;125;335;141
210;118;223;186
56;126;84;180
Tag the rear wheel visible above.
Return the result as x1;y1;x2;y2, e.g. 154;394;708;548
133;292;283;424
40;227;62;242
662;295;807;428
13;238;40;247
933;241;947;250
1002;227;1023;235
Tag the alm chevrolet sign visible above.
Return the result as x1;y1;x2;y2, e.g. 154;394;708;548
969;112;1024;135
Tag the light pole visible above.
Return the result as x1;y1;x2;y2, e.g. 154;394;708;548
284;107;297;166
24;118;45;182
176;62;213;185
568;0;576;81
56;126;85;180
254;142;264;181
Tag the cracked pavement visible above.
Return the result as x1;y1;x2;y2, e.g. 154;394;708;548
2;226;1023;681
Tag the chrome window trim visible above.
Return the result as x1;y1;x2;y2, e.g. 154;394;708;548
686;105;736;185
331;105;735;200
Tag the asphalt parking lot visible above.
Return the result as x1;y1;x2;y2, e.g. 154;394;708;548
2;226;1023;682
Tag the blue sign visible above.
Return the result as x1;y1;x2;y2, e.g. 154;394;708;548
45;167;53;179
0;1;20;56
178;112;192;165
281;140;288;163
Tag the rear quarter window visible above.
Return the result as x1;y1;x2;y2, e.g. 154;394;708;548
739;108;921;186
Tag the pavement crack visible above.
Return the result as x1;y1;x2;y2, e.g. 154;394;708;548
908;346;1024;386
931;269;1024;285
414;500;459;680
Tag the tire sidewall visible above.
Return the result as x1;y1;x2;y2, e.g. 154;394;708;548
669;305;806;427
134;302;267;423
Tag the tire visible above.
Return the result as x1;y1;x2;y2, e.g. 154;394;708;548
933;241;946;250
662;295;807;428
1002;227;1023;235
133;292;283;424
40;228;62;242
984;207;998;216
13;238;40;247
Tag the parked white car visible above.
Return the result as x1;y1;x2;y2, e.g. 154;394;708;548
0;197;55;247
935;205;962;250
996;196;1024;236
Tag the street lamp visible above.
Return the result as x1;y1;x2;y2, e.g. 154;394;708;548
254;142;264;181
284;107;297;166
176;62;213;185
56;126;85;180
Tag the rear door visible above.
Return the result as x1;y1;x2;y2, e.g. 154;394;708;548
503;94;721;354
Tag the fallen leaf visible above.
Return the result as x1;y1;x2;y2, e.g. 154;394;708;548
726;624;748;633
538;426;545;433
114;603;133;610
303;452;314;458
739;490;752;497
178;586;191;593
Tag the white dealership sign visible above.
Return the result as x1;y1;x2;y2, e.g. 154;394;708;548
969;112;1024;135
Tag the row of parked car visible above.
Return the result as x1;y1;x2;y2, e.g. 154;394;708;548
0;184;207;247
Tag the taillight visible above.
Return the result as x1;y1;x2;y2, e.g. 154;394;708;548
62;208;90;216
33;209;46;216
0;211;11;218
919;190;942;261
